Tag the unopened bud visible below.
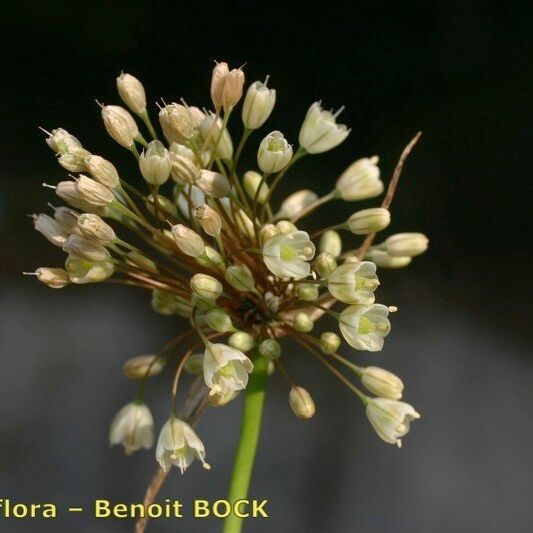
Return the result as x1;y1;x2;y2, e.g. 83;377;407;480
123;355;164;380
58;146;90;173
84;155;120;188
259;224;280;246
194;204;222;236
45;128;81;154
101;105;138;147
158;103;194;144
277;189;318;220
365;249;412;269
258;338;281;360
289;386;315;420
55;181;93;211
139;140;172;185
53;206;80;233
314;252;337;277
78;213;116;242
320;230;342;258
319;332;341;355
196;246;225;270
204;309;234;333
276;220;297;234
195;170;230;198
335;156;383;201
170;153;200;184
151;290;192;316
208;385;239;407
243;171;269;203
210;62;229;112
116;72;146;114
225;264;255;292
190;273;223;301
385;233;429;257
296;283;319;301
228;331;255;352
242;79;276;129
76;175;115;207
257;131;293;173
347;208;391;235
184;353;204;374
171;224;205;257
361;366;404;400
200;113;233;160
33;214;69;247
63;235;111;262
294;312;314;332
222;68;245;111
32;267;70;289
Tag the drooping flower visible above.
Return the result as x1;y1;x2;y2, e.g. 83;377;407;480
262;230;315;279
339;303;391;351
109;402;154;455
327;262;380;304
203;343;253;392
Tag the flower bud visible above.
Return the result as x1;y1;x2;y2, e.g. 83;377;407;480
65;256;114;283
196;246;225;270
258;338;281;360
335;156;383;201
299;101;350;154
277;189;318;220
320;230;342;258
33;214;69;247
195;170;230;198
204;309;234;333
194;204;222;236
314;252;337;277
289;386;315;420
33;267;70;288
45;128;81;154
53;206;80;233
188;106;206;130
78;213;116;242
184;353;204;374
276;220;297;234
233;208;256;239
170;153;200;184
54;181;92;211
259;224;280;246
76;175;115;207
222;68;245;111
116;72;146;114
385;233;429;257
242;79;276;129
84;155;120;188
296;283;319;301
171;224;205;257
243;170;269;203
347;207;391;235
158;103;194;143
190;273;223;301
58;146;91;172
123;355;164;380
101;105;137;147
257;131;293;173
225;264;255;292
151;290;192;316
139;140;172;185
294;312;314;332
210;61;229;112
200;113;233;160
365;249;411;268
126;251;158;273
208;384;239;407
361;366;404;400
320;332;341;355
228;331;255;352
63;235;111;262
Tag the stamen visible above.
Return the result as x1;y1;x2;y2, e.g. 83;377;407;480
42;183;56;190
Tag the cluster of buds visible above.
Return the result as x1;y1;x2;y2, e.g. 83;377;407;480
29;61;428;473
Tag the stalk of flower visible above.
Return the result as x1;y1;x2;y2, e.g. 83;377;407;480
28;61;429;533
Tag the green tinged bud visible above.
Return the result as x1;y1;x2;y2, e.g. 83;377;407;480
225;264;255;292
259;338;281;360
314;252;337;277
228;331;255;352
320;332;341;355
296;283;319;301
184;353;204;374
294;312;314;332
204;309;234;333
190;273;223;301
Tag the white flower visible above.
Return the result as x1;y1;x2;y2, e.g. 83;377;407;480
156;417;210;473
139;140;172;186
76;175;115;207
262;230;315;280
242;79;276;129
258;131;293;173
116;72;146;114
158;103;194;143
385;233;429;257
365;249;412;269
171;224;205;257
319;230;342;258
45;128;82;154
339;303;391;351
366;398;420;447
65;255;114;283
298;101;350;154
109;402;154;455
78;213;116;243
361;367;404;400
101;105;138;147
32;267;70;289
347;208;391;235
327;262;379;304
33;214;69;247
203;343;253;392
84;155;120;189
63;235;111;262
276;189;318;220
335;156;383;201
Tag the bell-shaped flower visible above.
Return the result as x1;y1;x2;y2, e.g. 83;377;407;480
203;343;253;392
298;101;350;154
339;303;391;351
109;402;154;455
366;398;420;447
156;417;210;473
262;230;315;280
65;255;114;284
327;262;379;304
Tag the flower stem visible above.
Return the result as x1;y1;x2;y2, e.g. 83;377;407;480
223;355;269;533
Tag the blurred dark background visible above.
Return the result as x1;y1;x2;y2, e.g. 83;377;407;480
1;1;532;531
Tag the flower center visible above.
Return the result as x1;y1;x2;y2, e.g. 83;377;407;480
358;316;375;334
280;245;296;261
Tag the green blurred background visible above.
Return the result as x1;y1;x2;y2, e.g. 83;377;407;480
0;1;531;531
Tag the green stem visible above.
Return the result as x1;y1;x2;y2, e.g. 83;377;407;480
223;356;269;533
